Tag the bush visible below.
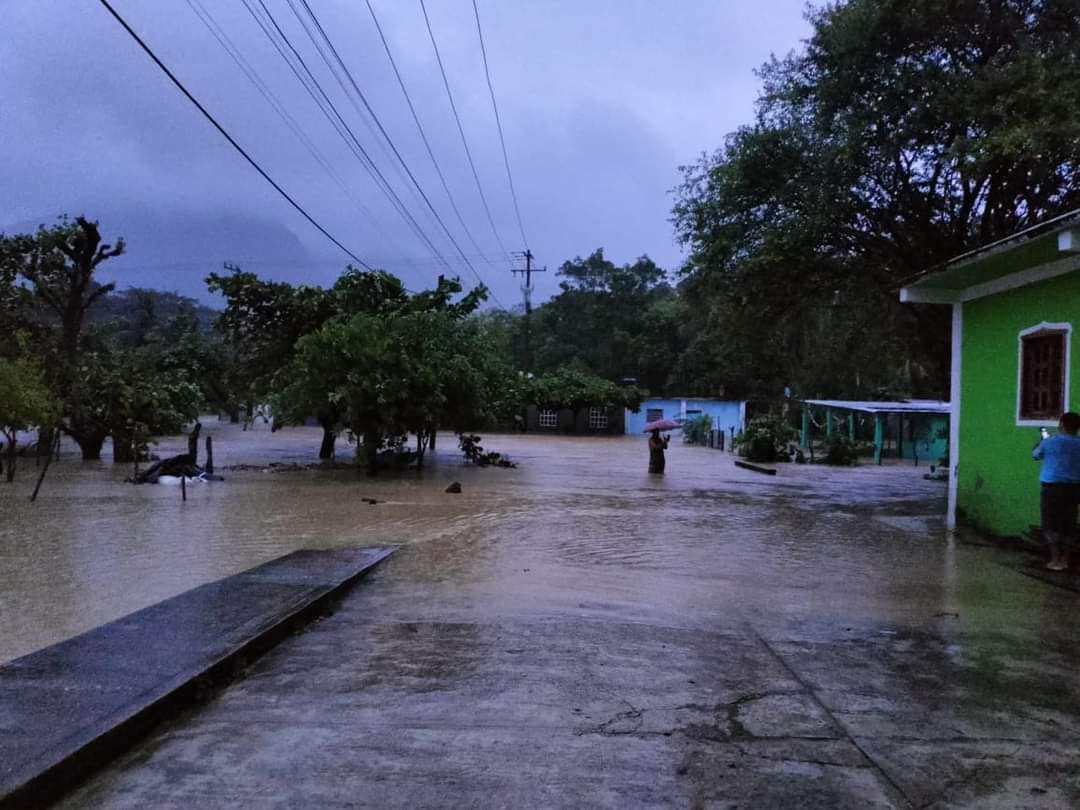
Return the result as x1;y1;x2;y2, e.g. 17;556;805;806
735;415;797;463
682;413;714;446
821;433;858;465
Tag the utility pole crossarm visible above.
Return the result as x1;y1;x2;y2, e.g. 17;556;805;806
510;249;546;375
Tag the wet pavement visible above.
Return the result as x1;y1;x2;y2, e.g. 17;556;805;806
0;547;393;809
4;423;1080;807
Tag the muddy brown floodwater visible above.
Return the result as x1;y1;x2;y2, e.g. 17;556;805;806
0;418;1054;666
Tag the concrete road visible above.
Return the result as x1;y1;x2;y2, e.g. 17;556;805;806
56;437;1080;808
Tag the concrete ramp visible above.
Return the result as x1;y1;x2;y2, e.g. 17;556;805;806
0;546;395;810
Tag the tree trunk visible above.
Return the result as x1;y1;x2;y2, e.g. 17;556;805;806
415;432;428;469
37;426;55;463
363;430;380;477
4;433;15;482
318;419;336;460
72;429;107;461
113;427;136;463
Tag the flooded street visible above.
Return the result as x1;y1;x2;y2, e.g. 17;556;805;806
2;420;961;664
7;423;1080;807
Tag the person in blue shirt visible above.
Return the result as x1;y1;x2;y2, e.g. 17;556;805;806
1033;411;1080;571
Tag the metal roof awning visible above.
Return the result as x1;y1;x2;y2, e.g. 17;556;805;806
801;399;950;415
899;210;1080;305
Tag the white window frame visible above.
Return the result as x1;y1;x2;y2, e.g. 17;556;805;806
1016;321;1071;426
588;406;609;430
538;408;558;428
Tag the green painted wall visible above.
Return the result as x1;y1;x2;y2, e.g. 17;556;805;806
958;272;1080;536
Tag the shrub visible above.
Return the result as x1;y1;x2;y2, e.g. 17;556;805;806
735;415;797;463
821;433;858;465
682;413;714;446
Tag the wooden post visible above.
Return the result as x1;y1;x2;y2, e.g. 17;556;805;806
874;414;884;465
181;475;187;501
205;435;214;475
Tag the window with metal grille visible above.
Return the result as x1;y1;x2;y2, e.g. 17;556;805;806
538;409;558;428
588;407;608;430
646;408;663;422
1019;330;1066;420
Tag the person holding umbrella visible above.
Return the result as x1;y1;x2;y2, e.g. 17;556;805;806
644;418;677;473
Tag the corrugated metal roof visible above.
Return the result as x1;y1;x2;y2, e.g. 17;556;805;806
801;399;950;415
903;209;1080;292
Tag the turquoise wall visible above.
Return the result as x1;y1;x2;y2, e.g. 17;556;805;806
900;415;949;462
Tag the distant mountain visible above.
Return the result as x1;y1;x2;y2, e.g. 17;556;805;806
87;288;220;337
2;208;319;304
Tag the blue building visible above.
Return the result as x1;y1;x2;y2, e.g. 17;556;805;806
625;398;747;438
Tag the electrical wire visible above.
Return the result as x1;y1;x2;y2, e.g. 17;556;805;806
290;0;504;305
95;0;374;270
472;0;529;249
183;0;423;282
365;0;506;272
419;0;509;257
242;0;454;274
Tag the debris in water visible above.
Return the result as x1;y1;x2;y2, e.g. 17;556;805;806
445;482;462;493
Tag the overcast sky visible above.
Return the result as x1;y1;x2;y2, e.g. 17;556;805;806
2;0;811;307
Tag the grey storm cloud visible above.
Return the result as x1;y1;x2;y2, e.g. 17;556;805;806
1;0;811;305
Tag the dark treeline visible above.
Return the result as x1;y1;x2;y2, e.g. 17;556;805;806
0;218;645;476
670;0;1080;400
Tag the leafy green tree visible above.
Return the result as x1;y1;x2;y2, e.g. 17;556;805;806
206;268;337;435
530;249;685;391
671;0;1080;400
0;217;125;458
0;349;58;482
77;346;202;465
525;368;646;423
270;272;499;473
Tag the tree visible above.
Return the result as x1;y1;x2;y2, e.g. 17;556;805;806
530;249;685;391
0;349;58;482
271;273;500;473
525;368;646;423
207;266;421;458
671;0;1080;400
206;268;336;438
0;217;125;459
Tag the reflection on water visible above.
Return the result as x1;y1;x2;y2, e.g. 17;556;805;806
1;418;1022;664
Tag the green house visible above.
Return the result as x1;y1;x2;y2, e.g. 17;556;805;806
901;211;1080;535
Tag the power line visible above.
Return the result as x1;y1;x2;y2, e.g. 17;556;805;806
419;0;510;257
365;0;506;272
95;0;374;270
183;0;422;279
241;0;454;275
472;0;529;249
290;0;504;306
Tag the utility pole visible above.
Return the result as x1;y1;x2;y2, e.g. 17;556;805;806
511;250;546;374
